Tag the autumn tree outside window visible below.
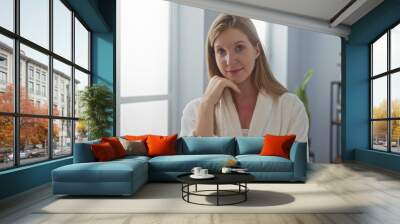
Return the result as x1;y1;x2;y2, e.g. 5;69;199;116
370;22;400;154
0;0;91;170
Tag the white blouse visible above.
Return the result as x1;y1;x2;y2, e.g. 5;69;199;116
179;92;309;142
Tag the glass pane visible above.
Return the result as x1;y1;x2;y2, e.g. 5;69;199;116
251;19;266;49
74;69;89;118
372;121;388;151
372;33;387;76
0;0;14;31
391;24;400;70
75;120;88;143
20;44;49;115
372;77;387;119
53;59;72;117
53;119;72;157
74;18;89;70
120;100;168;135
392;72;400;118
53;0;72;60
0;34;14;112
20;0;49;49
120;0;169;97
0;116;13;170
391;120;400;153
20;117;49;165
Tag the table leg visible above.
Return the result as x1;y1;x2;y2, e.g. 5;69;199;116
217;184;219;206
195;184;197;192
245;183;247;201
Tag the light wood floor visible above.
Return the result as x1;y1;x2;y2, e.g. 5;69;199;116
1;162;400;224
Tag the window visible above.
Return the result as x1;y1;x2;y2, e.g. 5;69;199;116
0;54;7;87
371;23;400;154
42;85;46;97
29;67;34;80
0;71;6;85
118;0;170;136
0;55;7;67
0;0;91;170
36;83;40;95
0;0;14;32
28;82;34;94
35;70;40;81
74;18;89;70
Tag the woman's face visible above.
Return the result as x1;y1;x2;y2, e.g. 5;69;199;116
213;28;260;84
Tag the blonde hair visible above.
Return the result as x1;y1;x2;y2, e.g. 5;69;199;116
206;14;287;97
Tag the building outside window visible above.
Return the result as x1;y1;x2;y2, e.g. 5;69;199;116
28;81;34;94
0;0;91;170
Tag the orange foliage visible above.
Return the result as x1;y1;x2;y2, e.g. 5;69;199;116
0;84;60;150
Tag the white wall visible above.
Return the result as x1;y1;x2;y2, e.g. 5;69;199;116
287;27;341;163
266;23;288;87
172;5;207;134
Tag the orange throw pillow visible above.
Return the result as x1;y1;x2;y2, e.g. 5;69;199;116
91;142;117;161
259;134;296;159
101;137;127;158
146;134;178;157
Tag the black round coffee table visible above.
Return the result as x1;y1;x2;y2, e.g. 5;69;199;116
177;173;255;206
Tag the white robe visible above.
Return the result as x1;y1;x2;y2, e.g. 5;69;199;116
179;90;309;142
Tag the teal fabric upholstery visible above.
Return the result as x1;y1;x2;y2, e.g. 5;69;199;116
236;155;293;172
235;137;263;155
53;137;307;196
52;158;148;195
178;137;236;155
149;154;234;172
289;142;307;181
73;140;100;163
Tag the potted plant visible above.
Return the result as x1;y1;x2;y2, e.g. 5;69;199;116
295;69;314;161
79;84;113;140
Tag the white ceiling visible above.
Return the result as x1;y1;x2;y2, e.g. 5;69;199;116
168;0;384;38
226;0;353;23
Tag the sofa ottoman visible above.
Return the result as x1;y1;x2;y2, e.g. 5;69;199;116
52;154;149;196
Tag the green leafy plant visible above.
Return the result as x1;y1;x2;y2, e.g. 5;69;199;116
79;84;113;140
295;69;314;122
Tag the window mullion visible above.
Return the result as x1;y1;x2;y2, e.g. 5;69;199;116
13;0;20;167
49;0;54;160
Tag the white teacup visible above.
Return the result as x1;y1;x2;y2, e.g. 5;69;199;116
191;167;202;176
221;167;232;174
199;169;208;176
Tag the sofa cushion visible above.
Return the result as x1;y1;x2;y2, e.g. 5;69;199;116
235;137;263;155
260;134;296;159
147;134;178;157
178;137;236;155
91;142;118;161
148;154;235;172
101;137;127;158
236;155;293;172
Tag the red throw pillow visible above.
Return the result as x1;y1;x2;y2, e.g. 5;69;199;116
91;142;117;161
259;134;296;159
146;134;178;157
101;137;127;158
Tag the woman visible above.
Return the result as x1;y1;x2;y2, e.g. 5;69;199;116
180;14;309;142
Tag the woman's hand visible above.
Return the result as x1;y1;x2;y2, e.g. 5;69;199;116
201;76;241;106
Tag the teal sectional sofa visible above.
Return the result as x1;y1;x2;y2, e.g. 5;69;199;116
52;137;307;196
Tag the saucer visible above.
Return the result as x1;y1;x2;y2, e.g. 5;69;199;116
190;174;215;179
